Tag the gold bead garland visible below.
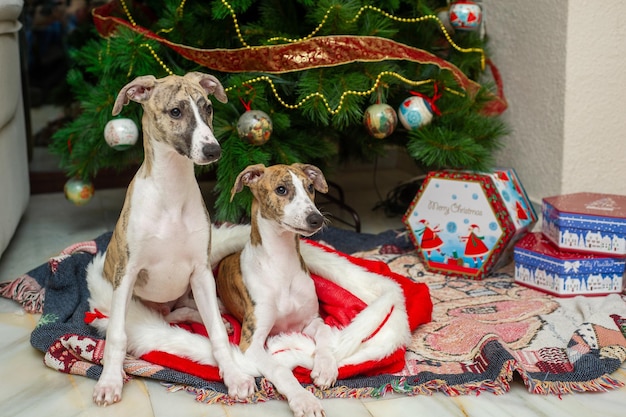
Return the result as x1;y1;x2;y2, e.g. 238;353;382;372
140;43;174;76
112;0;471;114
220;0;250;48
225;73;464;116
350;6;485;70
265;4;484;69
119;0;137;27
267;5;335;44
176;0;187;18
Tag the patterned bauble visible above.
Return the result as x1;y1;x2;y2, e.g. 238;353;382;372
237;110;273;146
104;118;139;150
363;103;398;139
398;96;434;131
64;177;95;206
449;1;482;31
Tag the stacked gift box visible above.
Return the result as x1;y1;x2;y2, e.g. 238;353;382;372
513;192;626;297
403;171;626;296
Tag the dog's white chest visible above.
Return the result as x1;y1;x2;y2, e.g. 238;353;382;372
125;181;210;301
271;286;319;334
242;249;319;333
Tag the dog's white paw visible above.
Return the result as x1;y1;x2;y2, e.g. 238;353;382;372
288;391;325;417
93;378;123;406
223;370;256;400
310;355;338;390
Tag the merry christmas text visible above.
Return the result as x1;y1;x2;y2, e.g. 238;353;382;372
427;200;484;217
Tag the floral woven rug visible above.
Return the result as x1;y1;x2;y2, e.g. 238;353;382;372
1;227;626;404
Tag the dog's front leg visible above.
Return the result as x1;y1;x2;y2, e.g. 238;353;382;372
93;272;136;406
303;318;338;390
190;268;256;399
245;317;326;417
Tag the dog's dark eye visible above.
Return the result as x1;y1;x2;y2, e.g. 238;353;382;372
169;108;182;118
307;183;314;193
275;186;287;196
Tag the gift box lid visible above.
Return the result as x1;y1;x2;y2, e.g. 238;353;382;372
543;192;626;234
514;232;626;275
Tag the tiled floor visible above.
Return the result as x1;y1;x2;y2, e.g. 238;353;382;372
1;156;625;416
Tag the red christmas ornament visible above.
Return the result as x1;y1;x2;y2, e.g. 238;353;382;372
449;1;482;31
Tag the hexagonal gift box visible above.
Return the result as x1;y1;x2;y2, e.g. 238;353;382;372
403;169;537;279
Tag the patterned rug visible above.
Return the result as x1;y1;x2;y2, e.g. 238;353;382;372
1;227;626;404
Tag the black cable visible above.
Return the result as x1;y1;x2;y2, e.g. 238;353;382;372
373;175;426;218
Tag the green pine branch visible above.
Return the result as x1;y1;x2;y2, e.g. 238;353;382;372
48;0;509;222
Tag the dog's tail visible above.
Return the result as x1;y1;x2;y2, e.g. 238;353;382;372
85;253;259;374
300;242;411;366
209;223;250;265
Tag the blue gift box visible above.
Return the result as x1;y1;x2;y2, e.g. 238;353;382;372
514;232;625;297
542;192;626;257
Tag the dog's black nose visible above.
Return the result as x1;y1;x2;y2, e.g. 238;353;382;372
203;143;221;161
306;212;324;229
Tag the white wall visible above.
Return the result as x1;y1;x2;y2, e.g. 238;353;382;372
484;0;626;202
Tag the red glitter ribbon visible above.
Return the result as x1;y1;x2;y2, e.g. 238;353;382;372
92;1;507;115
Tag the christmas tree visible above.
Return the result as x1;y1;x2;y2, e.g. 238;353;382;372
50;0;508;222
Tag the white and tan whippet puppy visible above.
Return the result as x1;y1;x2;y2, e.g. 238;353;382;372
216;163;337;417
92;73;256;406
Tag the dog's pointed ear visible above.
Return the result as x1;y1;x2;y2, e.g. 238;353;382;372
230;164;266;202
186;72;228;104
112;75;158;116
294;163;328;194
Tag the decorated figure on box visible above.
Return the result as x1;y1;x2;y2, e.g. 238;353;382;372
461;224;489;267
515;201;529;222
417;219;444;259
